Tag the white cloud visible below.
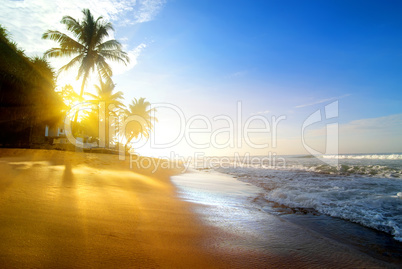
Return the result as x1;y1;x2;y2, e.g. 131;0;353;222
0;0;165;56
133;0;166;24
0;0;165;92
111;43;147;75
295;94;351;108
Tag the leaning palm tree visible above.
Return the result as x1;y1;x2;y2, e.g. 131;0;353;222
124;98;157;148
86;79;124;148
42;9;129;97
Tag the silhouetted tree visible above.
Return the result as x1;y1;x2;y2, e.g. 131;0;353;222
86;79;124;148
0;25;64;147
124;98;156;148
42;9;129;97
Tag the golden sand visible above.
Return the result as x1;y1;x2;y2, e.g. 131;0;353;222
0;149;390;268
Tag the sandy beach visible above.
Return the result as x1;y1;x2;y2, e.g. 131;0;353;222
0;149;397;268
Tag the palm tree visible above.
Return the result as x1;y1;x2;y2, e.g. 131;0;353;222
86;79;124;108
86;79;124;148
124;98;156;149
58;84;83;108
42;9;129;97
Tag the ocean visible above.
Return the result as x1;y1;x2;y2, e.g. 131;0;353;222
171;153;402;265
215;153;402;242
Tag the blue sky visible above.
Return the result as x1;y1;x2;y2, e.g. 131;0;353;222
1;0;401;156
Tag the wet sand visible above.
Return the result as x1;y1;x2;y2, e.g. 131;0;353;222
172;171;400;268
0;149;395;268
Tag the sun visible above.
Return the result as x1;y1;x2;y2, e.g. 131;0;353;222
56;71;99;98
55;71;102;124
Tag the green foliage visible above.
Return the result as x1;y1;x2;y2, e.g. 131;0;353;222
0;25;64;147
42;9;130;97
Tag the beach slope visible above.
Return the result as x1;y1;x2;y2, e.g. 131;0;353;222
0;149;222;268
0;149;395;268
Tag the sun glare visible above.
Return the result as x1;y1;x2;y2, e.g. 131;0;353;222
55;69;99;98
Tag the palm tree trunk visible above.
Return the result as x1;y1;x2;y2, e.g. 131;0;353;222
79;72;88;97
72;77;86;125
106;115;109;149
125;134;135;148
71;75;88;149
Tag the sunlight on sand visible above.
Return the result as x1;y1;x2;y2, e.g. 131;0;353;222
0;149;225;268
0;149;393;268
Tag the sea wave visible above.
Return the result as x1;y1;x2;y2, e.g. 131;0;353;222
214;163;402;179
302;164;402;179
216;166;402;242
321;154;402;160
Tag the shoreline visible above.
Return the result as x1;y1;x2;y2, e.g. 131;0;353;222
172;170;402;268
0;148;284;268
0;148;399;268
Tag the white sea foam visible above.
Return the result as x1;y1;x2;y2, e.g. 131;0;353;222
321;154;402;160
299;164;402;178
216;159;402;242
212;154;402;179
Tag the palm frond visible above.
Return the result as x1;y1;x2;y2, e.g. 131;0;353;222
42;31;84;51
44;48;78;58
96;57;113;79
110;91;124;100
84;92;99;100
95;22;114;44
97;39;122;51
42;8;129;98
59;54;84;73
60;16;82;39
99;50;129;65
78;56;95;80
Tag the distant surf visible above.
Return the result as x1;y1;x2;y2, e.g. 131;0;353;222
321;154;402;160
